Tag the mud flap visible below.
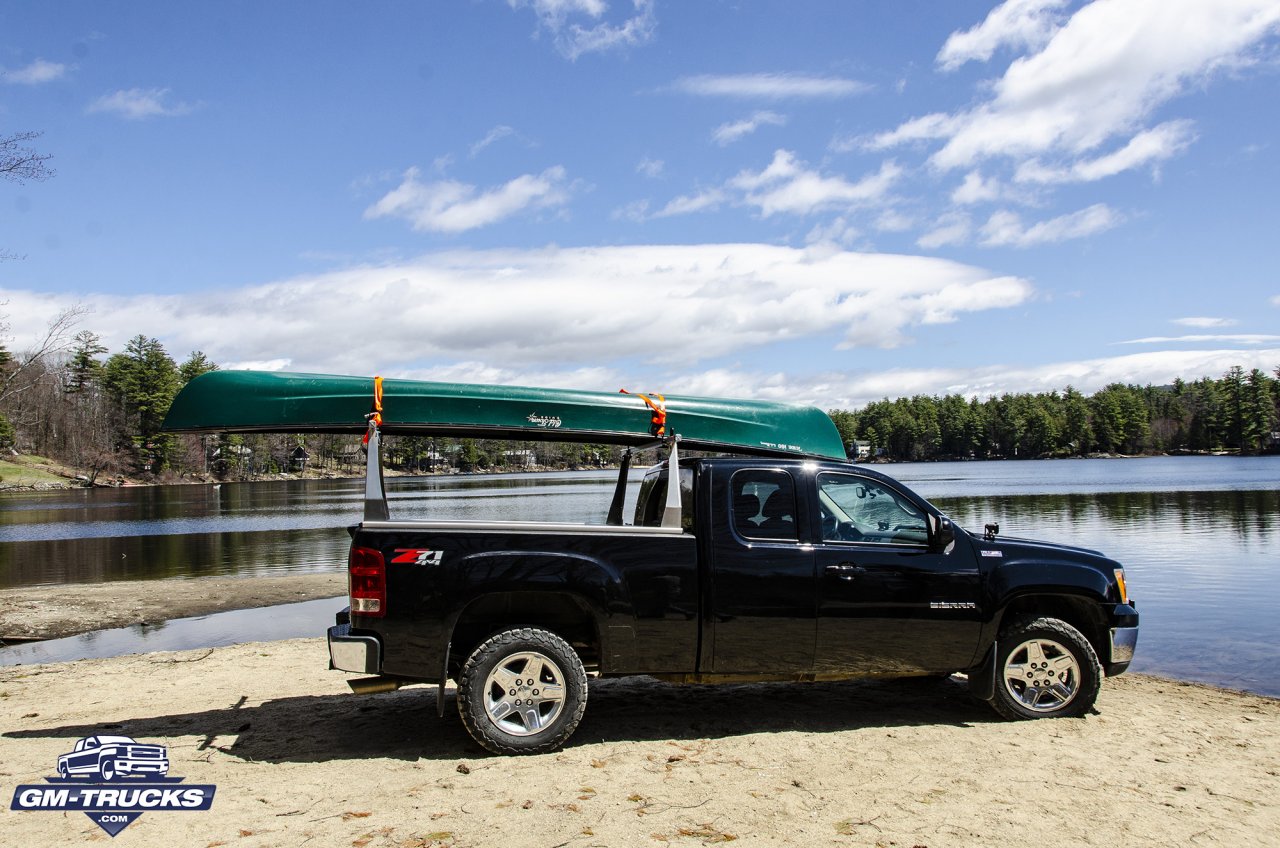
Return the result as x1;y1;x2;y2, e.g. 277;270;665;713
968;642;996;701
437;641;451;718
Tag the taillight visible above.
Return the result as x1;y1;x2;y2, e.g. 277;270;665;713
349;546;386;617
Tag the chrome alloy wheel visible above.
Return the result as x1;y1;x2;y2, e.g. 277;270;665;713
483;650;568;736
1001;637;1082;713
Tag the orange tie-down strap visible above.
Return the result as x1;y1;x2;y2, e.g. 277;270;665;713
362;375;384;445
620;389;667;437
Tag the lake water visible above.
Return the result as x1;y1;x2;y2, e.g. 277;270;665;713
2;456;1278;696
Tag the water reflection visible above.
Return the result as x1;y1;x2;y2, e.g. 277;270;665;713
0;528;353;588
0;596;348;666
933;488;1280;696
0;471;632;588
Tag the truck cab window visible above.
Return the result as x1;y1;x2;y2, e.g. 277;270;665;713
731;469;798;541
634;467;695;530
817;473;927;545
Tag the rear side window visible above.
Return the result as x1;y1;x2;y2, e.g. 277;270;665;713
634;467;695;530
731;469;798;541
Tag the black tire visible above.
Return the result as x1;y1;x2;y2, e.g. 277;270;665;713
100;758;117;781
988;616;1101;721
456;627;588;755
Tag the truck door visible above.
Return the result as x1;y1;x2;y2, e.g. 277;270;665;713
708;467;816;673
812;471;981;675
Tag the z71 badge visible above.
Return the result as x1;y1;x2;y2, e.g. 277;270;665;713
391;549;444;566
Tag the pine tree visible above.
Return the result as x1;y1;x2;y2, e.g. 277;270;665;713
65;330;108;394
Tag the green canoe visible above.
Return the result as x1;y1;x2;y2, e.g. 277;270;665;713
162;370;846;460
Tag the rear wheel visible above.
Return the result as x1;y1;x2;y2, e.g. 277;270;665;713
457;627;588;755
989;617;1100;720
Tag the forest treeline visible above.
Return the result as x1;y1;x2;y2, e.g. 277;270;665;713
0;319;626;482
1;313;1277;484
827;367;1280;462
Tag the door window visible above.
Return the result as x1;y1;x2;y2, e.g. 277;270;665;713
817;473;927;546
731;469;799;541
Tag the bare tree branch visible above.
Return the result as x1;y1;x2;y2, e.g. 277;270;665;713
0;305;87;406
0;131;55;184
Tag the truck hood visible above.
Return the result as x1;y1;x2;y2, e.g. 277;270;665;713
975;534;1118;569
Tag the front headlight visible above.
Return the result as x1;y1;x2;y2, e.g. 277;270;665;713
1114;568;1129;605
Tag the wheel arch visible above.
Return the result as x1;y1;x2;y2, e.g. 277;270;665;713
994;591;1110;666
448;591;602;676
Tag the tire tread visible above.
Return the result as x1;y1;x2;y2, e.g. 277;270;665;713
988;615;1102;721
456;627;588;755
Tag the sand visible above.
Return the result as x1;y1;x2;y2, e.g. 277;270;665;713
0;573;346;642
2;637;1277;847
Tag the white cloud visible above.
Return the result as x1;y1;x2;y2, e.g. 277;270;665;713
951;171;1006;205
874;210;916;233
1;58;70;85
728;151;902;218
611;199;650;222
0;244;1033;377
636;157;664;178
711;111;787;146
1015;120;1197;184
510;0;656;60
1118;334;1280;345
804;217;860;248
980;203;1121;247
223;358;292;372
879;0;1280;174
86;87;198;119
656;347;1280;408
646;151;902;222
1173;316;1238;328
364;166;571;233
469;125;516;158
936;0;1069;71
917;213;973;249
653;188;725;218
673;73;871;99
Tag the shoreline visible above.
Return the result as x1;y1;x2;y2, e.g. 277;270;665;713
4;450;1274;492
0;572;346;642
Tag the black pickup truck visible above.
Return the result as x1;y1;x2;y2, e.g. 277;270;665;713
159;370;1137;756
329;455;1138;754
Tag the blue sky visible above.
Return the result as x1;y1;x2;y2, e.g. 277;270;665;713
2;0;1279;408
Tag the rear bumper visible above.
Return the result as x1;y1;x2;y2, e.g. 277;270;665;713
328;609;381;675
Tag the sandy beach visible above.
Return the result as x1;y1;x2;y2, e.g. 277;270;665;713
2;634;1277;847
0;573;346;642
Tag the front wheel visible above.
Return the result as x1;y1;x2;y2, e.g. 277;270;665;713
456;627;588;755
988;617;1101;720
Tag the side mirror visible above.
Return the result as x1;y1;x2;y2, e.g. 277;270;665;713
929;514;955;554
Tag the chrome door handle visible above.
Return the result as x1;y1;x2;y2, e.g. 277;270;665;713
825;563;864;579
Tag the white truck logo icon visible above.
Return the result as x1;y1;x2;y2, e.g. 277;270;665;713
56;735;170;781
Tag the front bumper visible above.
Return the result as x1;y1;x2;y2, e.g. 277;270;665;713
1106;603;1139;676
117;760;169;776
328;609;381;675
